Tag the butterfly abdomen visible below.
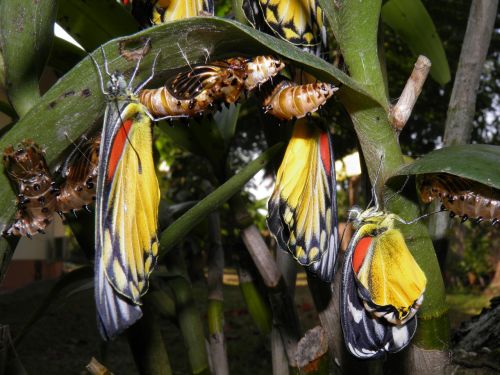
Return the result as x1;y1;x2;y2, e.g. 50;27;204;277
138;86;215;117
263;81;337;120
243;55;285;91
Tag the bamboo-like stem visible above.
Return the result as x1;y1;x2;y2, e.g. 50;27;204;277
127;302;173;375
207;211;229;375
231;196;301;369
0;325;28;375
237;258;273;335
389;56;432;132
271;328;290;375
165;250;211;375
144;290;177;320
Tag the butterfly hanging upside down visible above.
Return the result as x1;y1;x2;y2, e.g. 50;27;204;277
267;121;339;282
341;167;427;359
89;45;183;340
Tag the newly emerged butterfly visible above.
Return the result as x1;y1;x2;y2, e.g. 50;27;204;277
3;140;58;238
242;0;327;56
90;46;170;340
262;80;337;120
341;169;427;359
267;121;339;281
418;173;500;225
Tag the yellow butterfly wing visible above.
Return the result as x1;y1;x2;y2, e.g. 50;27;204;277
95;101;160;339
268;120;338;281
152;0;214;23
354;226;427;323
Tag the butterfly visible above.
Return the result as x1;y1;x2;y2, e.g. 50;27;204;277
242;0;327;56
90;46;173;340
267;121;339;282
341;168;427;359
418;173;499;225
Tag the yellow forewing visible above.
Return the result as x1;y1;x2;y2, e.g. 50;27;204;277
102;104;160;304
356;228;427;319
268;120;338;281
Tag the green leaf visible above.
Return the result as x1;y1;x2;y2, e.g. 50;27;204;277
214;103;241;146
381;0;451;85
0;0;56;116
390;144;500;189
56;0;139;51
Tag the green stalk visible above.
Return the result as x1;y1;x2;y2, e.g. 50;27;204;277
237;263;272;335
207;211;229;374
324;0;448;355
159;143;283;259
127;302;173;375
165;251;211;375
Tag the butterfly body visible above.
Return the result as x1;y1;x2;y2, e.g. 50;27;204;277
341;203;427;358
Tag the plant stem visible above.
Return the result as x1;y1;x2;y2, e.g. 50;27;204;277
159;143;283;259
127;303;173;375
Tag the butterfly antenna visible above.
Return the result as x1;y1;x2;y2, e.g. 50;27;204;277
135;50;161;94
177;42;193;71
129;38;151;90
89;52;107;96
396;208;444;226
384;175;410;206
128;55;143;90
100;46;113;78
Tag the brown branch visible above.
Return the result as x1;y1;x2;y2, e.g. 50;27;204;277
389;55;431;132
443;0;499;145
296;326;329;374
